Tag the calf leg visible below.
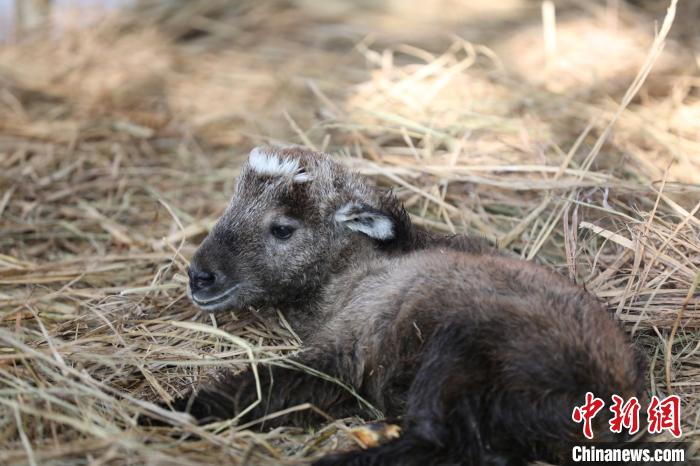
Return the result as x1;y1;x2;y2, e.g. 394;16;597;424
148;350;367;428
313;323;525;466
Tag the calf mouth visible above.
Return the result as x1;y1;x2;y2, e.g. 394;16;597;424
189;285;240;311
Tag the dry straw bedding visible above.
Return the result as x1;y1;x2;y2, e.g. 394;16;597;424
0;0;699;464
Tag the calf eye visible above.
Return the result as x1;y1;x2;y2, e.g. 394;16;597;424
271;224;295;240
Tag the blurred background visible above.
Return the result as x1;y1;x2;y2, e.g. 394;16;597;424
1;1;698;465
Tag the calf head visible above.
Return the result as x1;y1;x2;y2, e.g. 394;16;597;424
187;146;409;312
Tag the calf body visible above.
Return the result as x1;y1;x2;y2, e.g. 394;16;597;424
173;147;644;465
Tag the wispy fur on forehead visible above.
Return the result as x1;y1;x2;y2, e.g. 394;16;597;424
236;146;389;224
248;147;311;183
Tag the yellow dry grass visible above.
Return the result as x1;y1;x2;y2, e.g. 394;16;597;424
0;0;699;464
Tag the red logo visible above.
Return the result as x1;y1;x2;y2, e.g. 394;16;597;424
572;394;682;439
572;392;605;439
609;395;641;435
647;395;682;438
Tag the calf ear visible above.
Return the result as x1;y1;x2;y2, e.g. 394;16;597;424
334;202;395;241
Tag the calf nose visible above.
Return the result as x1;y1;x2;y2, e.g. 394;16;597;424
188;267;216;293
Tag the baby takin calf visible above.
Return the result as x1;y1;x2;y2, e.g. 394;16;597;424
174;146;644;465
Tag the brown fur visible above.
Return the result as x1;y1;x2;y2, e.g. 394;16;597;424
164;147;645;466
